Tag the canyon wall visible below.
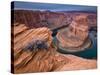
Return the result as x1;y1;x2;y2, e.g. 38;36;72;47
13;10;97;30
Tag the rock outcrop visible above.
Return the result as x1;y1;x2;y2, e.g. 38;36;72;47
56;15;91;52
12;23;96;73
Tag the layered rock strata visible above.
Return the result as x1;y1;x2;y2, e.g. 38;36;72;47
12;23;96;73
56;15;91;52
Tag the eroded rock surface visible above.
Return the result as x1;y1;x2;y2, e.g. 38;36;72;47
13;10;97;29
12;23;96;73
56;15;91;52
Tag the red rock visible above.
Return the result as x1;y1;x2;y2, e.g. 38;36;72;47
56;15;91;51
12;11;97;73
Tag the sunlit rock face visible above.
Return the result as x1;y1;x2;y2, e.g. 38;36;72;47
56;15;91;51
68;15;89;43
12;10;97;73
12;23;96;74
12;24;56;73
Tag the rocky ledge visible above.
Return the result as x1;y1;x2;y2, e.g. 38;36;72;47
12;23;96;73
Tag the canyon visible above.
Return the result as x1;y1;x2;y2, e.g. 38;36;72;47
13;10;97;29
11;10;97;73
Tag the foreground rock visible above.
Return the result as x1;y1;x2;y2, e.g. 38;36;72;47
12;23;96;73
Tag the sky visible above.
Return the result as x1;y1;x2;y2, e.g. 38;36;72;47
12;1;97;12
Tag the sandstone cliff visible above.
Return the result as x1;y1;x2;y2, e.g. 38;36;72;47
12;23;97;73
13;10;97;29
